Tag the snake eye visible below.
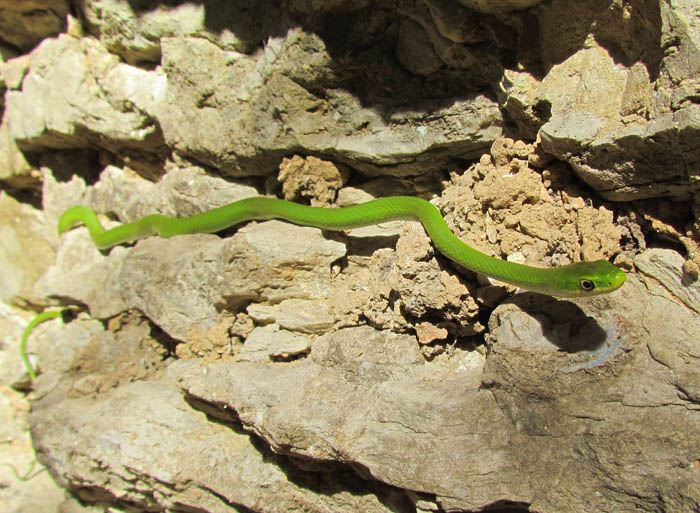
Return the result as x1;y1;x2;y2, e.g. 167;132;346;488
578;278;595;292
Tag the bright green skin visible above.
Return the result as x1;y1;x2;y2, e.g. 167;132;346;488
58;196;626;297
20;310;62;380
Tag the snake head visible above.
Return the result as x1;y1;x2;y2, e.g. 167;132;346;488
557;260;627;297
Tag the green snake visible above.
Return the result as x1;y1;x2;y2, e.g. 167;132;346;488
21;196;625;380
58;196;625;296
20;310;62;380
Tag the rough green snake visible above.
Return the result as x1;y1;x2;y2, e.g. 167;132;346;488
58;196;625;296
20;310;62;380
22;196;625;379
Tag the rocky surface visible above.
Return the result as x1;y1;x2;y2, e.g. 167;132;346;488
31;376;411;513
1;1;700;513
501;0;700;201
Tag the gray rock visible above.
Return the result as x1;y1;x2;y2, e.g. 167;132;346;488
35;228;129;319
119;220;345;341
0;120;32;185
172;282;700;513
37;166;343;341
235;325;313;362
30;378;408;513
27;313;168;398
635;248;700;315
79;0;284;64
247;298;336;334
396;19;443;77
5;2;700;512
455;0;545;13
0;194;55;307
0;0;70;52
502;0;700;200
4;35;167;171
159;32;503;178
0;355;64;512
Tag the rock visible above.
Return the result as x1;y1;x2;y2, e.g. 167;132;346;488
247;298;336;334
37;166;344;341
423;0;502;45
438;138;623;272
4;34;168;174
396;19;443;77
35;228;130;319
0;0;70;52
30;378;409;513
455;0;545;13
171;279;700;513
0;303;30;386
635;248;700;315
278;155;350;205
118;220;345;341
79;0;283;64
40;215;345;342
330;221;484;336
159;31;503;177
5;1;700;511
501;0;700;200
0;383;64;512
0;121;33;186
0;193;56;307
27;312;168;397
414;321;449;344
235;325;313;362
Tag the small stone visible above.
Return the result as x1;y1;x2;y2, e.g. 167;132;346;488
414;322;449;344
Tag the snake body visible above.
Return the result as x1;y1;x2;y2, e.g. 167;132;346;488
59;196;625;297
20;310;62;380
21;196;625;379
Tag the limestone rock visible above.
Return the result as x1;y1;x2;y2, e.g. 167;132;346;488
501;0;700;200
635;248;700;315
247;298;336;334
455;0;545;13
40;221;346;343
0;193;56;307
4;34;168;173
0;381;64;512
30;378;408;513
4;2;700;512
79;0;283;64
438;138;623;272
0;0;70;52
0;120;32;186
171;279;700;513
278;155;350;205
159;31;503;177
235;325;313;362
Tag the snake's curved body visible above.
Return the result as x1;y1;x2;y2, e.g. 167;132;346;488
20;310;62;380
59;196;625;297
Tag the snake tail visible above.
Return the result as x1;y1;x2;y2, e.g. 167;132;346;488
20;310;63;380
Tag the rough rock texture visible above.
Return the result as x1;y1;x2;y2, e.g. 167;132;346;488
2;1;700;512
501;0;700;200
19;148;698;513
0;193;56;307
635;247;700;314
159;30;502;178
170;277;700;513
30;377;411;513
0;0;70;53
76;0;282;64
0;301;66;510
